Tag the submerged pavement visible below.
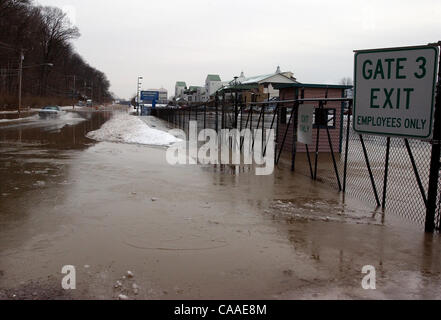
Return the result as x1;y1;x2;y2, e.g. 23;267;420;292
0;106;440;300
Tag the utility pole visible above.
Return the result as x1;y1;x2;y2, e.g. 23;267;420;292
72;75;76;109
18;49;24;118
91;81;94;104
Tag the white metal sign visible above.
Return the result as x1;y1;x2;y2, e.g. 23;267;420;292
297;105;314;145
354;45;439;139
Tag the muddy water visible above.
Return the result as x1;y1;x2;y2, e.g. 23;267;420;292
0;109;440;300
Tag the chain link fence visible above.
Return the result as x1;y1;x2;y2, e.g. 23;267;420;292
155;98;441;231
288;107;437;229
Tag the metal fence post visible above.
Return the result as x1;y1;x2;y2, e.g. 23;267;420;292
188;107;191;132
405;139;428;207
426;42;441;232
239;93;243;130
235;89;239;129
222;93;226;130
204;104;207;130
326;120;342;191
262;104;266;153
222;100;225;130
276;105;297;165
313;102;322;180
263;105;279;158
360;134;381;207
382;137;391;210
215;94;219;133
343;101;352;193
291;90;299;171
275;102;280;165
250;103;253;132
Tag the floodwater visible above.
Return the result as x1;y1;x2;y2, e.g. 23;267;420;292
0;106;440;300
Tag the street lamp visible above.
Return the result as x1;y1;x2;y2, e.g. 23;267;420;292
65;75;78;109
136;76;143;113
18;55;53;117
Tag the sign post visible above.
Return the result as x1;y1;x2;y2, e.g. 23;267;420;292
426;42;441;232
354;44;441;232
140;91;159;115
354;45;439;139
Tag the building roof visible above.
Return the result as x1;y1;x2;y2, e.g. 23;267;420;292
176;81;186;87
188;86;202;92
240;73;274;84
240;72;298;85
217;84;258;93
221;71;297;88
273;82;353;90
148;88;168;93
206;74;221;82
215;71;297;94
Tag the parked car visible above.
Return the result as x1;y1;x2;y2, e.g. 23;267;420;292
39;105;62;119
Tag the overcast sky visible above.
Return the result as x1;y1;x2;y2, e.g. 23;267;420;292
36;0;441;99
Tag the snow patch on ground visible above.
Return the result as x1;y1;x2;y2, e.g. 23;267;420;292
0;112;85;126
0;110;19;114
87;113;181;146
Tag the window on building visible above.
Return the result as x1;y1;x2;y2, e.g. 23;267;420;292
313;108;336;129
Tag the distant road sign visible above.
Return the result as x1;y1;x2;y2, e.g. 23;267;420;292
141;91;159;101
354;45;439;139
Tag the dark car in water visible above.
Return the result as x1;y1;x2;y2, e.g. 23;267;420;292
39;106;62;119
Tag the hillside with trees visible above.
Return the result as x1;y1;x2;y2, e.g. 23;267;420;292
0;0;112;110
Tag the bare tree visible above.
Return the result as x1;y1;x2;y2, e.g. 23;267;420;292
37;6;80;95
0;0;113;108
340;77;353;86
0;0;30;20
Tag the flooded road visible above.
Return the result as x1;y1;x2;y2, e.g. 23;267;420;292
0;107;440;300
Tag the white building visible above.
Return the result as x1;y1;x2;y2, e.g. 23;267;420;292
205;74;223;97
219;67;298;101
197;87;208;102
147;88;168;104
175;81;187;98
158;88;168;104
